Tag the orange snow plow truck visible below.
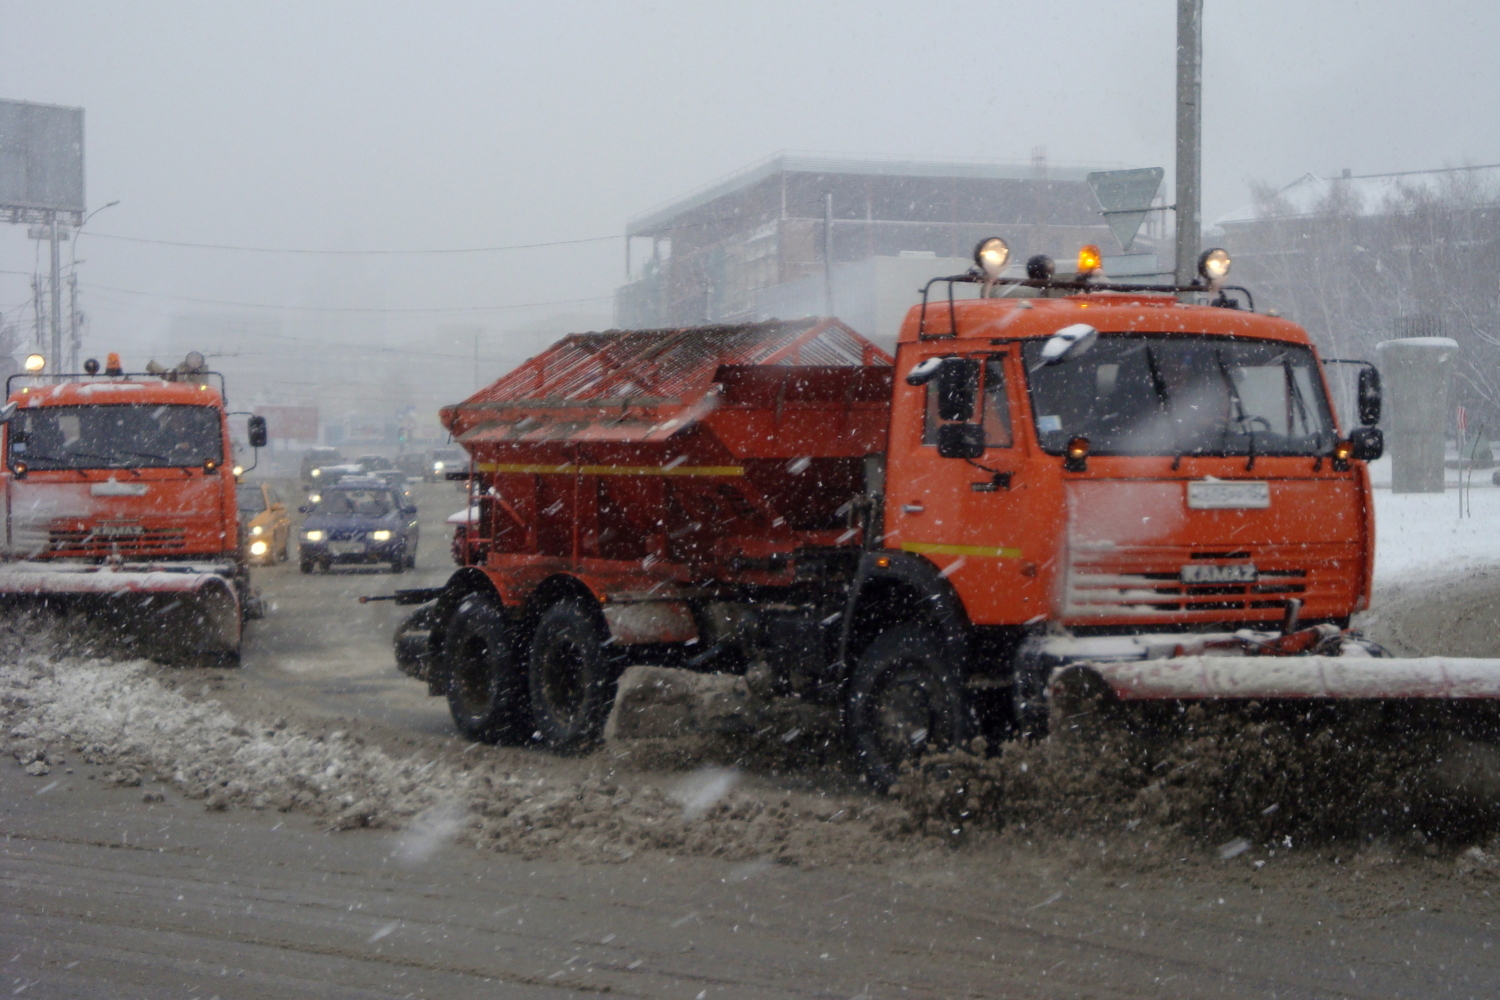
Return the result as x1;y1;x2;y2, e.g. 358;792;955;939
383;240;1496;789
0;353;267;661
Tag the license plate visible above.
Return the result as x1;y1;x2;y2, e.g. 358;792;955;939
1187;481;1270;509
1181;563;1258;585
328;541;365;555
96;523;143;537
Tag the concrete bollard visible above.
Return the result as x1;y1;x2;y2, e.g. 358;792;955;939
1376;337;1457;493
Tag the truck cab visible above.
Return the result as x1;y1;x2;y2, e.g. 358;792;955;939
0;355;268;660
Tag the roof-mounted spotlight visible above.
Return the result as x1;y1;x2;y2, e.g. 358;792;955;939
1198;247;1232;286
973;237;1010;280
1026;254;1055;281
23;354;45;374
83;358;100;376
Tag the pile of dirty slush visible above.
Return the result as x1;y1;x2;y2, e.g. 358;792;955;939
896;693;1500;848
8;613;1500;862
0;624;913;866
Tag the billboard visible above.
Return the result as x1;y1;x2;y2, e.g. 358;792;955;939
0;100;85;217
254;405;319;443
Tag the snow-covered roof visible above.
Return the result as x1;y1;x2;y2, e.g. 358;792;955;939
1215;164;1500;228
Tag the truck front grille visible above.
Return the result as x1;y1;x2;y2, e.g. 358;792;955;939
47;528;189;555
1064;546;1355;621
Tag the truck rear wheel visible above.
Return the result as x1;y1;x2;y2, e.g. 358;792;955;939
845;624;972;792
443;595;529;744
527;596;616;753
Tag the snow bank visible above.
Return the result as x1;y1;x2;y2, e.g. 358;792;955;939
0;649;908;865
1;654;472;826
1374;486;1500;585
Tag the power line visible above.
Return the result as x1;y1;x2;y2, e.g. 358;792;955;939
87;232;623;255
80;282;614;314
81;197;842;258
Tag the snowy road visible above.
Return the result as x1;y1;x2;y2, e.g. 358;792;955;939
6;481;1500;997
9;750;1500;999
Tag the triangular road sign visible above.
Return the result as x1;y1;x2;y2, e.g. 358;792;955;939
1087;167;1165;253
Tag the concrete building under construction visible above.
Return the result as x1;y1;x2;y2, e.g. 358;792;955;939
614;153;1140;343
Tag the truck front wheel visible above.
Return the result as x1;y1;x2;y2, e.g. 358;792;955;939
845;624;972;792
527;596;617;753
443;595;529;744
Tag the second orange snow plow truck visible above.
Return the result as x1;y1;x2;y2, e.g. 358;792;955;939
383;240;1498;789
0;353;267;661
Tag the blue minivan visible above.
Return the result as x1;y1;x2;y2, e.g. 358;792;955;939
298;478;419;573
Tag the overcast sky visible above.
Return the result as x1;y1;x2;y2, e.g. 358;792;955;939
1;0;1496;378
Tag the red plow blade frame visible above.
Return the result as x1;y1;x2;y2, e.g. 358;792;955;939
1062;656;1500;702
0;562;241;655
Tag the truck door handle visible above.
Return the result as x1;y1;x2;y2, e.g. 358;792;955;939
901;503;924;514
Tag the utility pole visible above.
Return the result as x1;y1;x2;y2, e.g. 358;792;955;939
31;276;43;350
49;212;62;375
68;272;79;372
823;192;834;317
1174;0;1203;286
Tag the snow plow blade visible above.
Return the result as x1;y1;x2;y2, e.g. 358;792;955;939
1058;656;1500;702
0;563;242;661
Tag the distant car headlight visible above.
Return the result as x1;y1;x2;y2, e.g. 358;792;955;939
303;530;324;541
308;493;321;503
371;530;392;541
249;540;269;556
249;525;264;536
310;469;321;477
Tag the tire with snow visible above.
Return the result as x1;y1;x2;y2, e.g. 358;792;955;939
526;596;618;754
845;624;972;793
442;594;529;744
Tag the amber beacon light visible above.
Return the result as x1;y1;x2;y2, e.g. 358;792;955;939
1064;436;1091;472
1077;244;1103;276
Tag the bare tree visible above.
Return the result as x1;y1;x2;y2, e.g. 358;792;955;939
1226;169;1500;430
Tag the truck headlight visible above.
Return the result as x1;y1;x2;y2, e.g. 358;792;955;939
249;540;269;556
371;530;392;541
303;530;324;541
250;525;264;536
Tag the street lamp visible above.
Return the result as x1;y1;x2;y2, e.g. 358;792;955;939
67;200;120;371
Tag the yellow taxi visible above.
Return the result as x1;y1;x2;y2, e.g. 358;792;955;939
238;481;292;564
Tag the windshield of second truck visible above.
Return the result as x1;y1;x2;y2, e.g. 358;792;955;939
1023;333;1337;457
8;403;223;470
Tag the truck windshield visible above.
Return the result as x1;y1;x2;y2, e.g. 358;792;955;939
1022;334;1338;457
8;403;223;470
309;489;395;517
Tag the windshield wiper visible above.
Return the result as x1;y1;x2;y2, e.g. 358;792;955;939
1212;351;1262;469
1143;346;1170;410
12;453;91;479
122;449;176;464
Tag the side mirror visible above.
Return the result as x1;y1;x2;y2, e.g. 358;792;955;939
1357;366;1381;426
905;356;945;387
936;358;980;422
936;422;986;460
0;401;17;426
298;504;313;514
1039;323;1098;366
247;415;268;448
1351;426;1383;461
